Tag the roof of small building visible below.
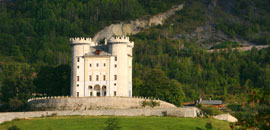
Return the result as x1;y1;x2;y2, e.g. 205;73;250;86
200;100;223;105
84;48;112;57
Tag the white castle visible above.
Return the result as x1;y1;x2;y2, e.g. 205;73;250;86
70;36;134;97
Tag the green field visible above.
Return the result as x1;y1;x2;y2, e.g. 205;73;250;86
0;116;231;130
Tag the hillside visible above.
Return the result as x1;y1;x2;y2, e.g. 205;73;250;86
0;0;270;126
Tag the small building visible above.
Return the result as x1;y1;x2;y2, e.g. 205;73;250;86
197;98;223;109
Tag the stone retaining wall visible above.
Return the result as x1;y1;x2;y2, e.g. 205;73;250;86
0;107;200;124
28;97;176;111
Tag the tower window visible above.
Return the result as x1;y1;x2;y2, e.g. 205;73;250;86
96;75;99;81
89;86;92;89
104;63;106;67
77;92;79;97
114;83;116;86
77;84;79;87
114;75;117;80
89;75;92;81
96;63;99;67
89;64;92;67
90;92;93;96
114;91;117;96
115;57;117;61
77;66;79;69
115;64;117;68
77;57;80;62
77;76;79;81
103;75;106;81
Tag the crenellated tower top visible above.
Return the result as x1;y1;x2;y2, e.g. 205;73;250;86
108;36;130;43
70;37;97;46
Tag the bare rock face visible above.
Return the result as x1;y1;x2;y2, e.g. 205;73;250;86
93;4;184;42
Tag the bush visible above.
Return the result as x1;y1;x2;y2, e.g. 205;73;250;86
104;118;121;130
142;100;160;108
8;125;21;130
205;122;213;130
201;106;222;116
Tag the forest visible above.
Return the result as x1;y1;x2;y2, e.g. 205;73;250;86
0;0;270;129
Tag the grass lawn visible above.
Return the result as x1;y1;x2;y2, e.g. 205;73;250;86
0;116;231;130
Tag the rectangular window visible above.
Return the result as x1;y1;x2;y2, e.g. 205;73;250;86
104;92;106;96
103;75;106;81
77;92;79;97
77;76;79;81
77;66;79;69
114;91;117;96
115;57;117;61
115;64;117;68
96;63;99;67
89;75;92;81
77;84;79;87
90;92;93;96
77;57;80;62
114;75;117;80
96;75;99;81
104;63;106;67
114;83;116;86
89;64;92;67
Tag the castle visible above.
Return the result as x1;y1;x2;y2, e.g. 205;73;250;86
70;36;134;97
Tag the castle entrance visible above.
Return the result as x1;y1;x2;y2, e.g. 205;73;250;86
94;85;101;97
102;85;107;96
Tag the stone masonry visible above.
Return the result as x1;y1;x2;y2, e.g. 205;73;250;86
0;107;200;124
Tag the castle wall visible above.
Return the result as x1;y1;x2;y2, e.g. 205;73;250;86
28;97;176;111
0;107;200;124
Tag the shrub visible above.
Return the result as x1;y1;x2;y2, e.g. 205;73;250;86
201;106;222;116
142;100;160;108
205;122;213;130
104;118;121;130
8;125;21;130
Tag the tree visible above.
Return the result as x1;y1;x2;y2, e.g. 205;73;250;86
34;64;70;96
0;63;35;111
138;69;185;106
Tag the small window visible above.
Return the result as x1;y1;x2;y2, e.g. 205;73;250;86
89;86;92;89
96;75;99;81
77;92;79;97
77;57;80;62
114;83;116;86
77;84;79;87
104;63;106;67
89;64;92;67
115;57;117;61
96;63;99;67
89;75;92;81
114;91;117;96
77;76;79;81
114;75;117;80
115;64;117;68
104;92;106;96
90;92;93;96
77;66;79;69
103;75;106;81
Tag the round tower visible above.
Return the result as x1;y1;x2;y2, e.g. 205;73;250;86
108;36;133;97
70;37;95;97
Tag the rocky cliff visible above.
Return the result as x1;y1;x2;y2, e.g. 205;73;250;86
93;4;184;42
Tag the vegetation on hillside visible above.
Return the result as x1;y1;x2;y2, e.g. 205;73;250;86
0;0;270;129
